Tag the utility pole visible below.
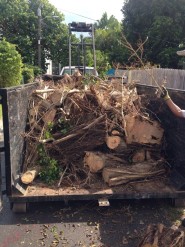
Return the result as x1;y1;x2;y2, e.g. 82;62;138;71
0;27;3;41
38;7;42;68
92;24;96;72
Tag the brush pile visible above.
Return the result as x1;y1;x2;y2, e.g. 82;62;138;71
21;73;167;187
138;224;184;247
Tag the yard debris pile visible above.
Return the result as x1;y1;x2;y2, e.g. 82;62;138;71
22;73;167;188
138;223;184;247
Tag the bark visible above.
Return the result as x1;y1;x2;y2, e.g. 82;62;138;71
46;115;108;162
138;224;184;247
132;149;146;163
102;162;166;186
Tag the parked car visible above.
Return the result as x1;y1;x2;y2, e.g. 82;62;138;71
60;66;98;76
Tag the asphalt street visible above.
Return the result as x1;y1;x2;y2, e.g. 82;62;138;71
0;194;181;247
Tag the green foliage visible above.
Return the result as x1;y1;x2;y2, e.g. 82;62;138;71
22;65;34;83
86;49;110;76
0;0;68;69
0;39;23;87
44;122;54;139
58;118;71;135
82;74;97;86
95;13;127;69
122;0;185;68
31;65;42;77
38;144;59;185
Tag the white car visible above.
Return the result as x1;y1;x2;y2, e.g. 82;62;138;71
60;66;98;76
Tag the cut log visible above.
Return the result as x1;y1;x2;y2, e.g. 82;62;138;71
114;138;127;153
124;113;164;145
138;224;184;247
21;166;41;184
106;135;121;149
132;149;146;162
102;162;166;186
84;152;127;173
106;130;127;151
84;152;105;173
35;89;55;94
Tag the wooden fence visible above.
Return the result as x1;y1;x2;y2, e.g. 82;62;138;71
127;68;185;90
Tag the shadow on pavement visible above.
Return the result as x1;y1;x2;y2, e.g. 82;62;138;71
0;197;180;247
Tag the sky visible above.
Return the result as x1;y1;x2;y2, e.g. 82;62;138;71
48;0;124;24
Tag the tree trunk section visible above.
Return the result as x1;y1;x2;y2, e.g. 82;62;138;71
138;224;184;247
21;166;41;184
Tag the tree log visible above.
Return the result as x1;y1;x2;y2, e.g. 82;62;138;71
84;152;127;173
84;152;105;173
125;114;164;145
138;224;184;247
132;149;146;162
106;130;127;151
21;166;41;184
106;135;121;149
102;162;166;186
46;115;108;161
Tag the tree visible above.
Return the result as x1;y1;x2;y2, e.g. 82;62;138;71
0;39;23;87
122;0;185;68
0;0;69;70
95;12;128;69
86;49;110;76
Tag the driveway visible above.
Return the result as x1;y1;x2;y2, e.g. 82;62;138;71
0;195;183;247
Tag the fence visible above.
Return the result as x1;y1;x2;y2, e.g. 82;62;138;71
127;68;185;90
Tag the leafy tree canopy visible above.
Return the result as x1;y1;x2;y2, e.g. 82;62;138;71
122;0;185;68
0;39;23;87
0;0;71;70
95;12;128;69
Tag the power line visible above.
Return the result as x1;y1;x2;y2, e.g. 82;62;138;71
58;8;99;22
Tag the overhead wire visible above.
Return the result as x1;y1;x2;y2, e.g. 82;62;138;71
57;8;99;22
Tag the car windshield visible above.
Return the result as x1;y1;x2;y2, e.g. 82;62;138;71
62;67;97;76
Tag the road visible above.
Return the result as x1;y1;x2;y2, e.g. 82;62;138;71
0;194;181;247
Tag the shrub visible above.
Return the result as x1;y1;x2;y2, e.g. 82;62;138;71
32;65;42;77
0;39;23;87
22;65;34;84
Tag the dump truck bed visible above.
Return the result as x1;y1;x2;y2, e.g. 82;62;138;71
1;82;185;209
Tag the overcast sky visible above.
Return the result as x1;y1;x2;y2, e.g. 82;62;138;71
48;0;124;24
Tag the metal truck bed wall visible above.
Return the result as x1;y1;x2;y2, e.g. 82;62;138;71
1;82;185;204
